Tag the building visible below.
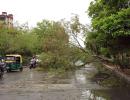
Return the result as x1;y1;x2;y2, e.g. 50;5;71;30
0;12;13;29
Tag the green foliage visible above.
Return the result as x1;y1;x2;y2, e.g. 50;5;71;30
86;31;100;55
0;27;41;66
0;32;10;54
34;20;73;70
70;15;81;33
0;29;39;55
87;0;130;67
100;48;110;57
33;19;90;71
92;8;130;37
0;18;89;69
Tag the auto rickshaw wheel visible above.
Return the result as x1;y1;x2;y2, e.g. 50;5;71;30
7;69;11;72
20;67;23;72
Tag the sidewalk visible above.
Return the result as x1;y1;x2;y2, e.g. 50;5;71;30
103;63;130;83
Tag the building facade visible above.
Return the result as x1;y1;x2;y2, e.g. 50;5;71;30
0;12;13;29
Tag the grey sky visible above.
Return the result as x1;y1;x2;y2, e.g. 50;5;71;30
0;0;92;27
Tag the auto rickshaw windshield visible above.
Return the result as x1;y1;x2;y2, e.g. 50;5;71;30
6;56;15;61
5;55;22;63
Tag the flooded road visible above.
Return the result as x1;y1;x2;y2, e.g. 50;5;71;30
0;64;130;100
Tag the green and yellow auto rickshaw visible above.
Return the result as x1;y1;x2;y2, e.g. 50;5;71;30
5;54;23;72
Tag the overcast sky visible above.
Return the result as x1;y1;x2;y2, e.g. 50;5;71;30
0;0;92;27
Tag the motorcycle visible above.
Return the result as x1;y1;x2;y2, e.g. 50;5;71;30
29;58;37;69
29;61;36;69
0;67;4;79
0;62;5;79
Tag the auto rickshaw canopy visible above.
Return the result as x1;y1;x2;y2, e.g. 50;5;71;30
5;54;22;63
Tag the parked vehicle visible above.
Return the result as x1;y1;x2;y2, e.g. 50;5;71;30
5;54;23;72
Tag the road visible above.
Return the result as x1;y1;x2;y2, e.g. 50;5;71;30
0;64;130;100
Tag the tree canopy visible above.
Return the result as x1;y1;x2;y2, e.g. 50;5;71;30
86;0;130;69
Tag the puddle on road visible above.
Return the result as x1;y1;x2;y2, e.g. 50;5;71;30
80;89;107;100
75;64;130;100
80;88;130;100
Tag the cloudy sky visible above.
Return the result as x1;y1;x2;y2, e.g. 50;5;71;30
0;0;92;27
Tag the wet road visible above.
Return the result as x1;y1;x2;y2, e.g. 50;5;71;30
0;64;130;100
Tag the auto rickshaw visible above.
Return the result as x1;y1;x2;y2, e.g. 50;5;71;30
5;54;23;72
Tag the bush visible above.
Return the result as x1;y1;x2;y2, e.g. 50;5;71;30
100;48;110;58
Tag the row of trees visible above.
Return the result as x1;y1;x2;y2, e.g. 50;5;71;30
0;16;89;71
86;0;130;70
0;28;39;56
0;27;40;64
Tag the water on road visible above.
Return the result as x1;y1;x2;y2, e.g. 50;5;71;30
0;64;130;100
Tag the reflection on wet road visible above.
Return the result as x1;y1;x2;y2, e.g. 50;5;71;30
0;64;130;100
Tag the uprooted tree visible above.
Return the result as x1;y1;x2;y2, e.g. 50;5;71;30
32;17;94;71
